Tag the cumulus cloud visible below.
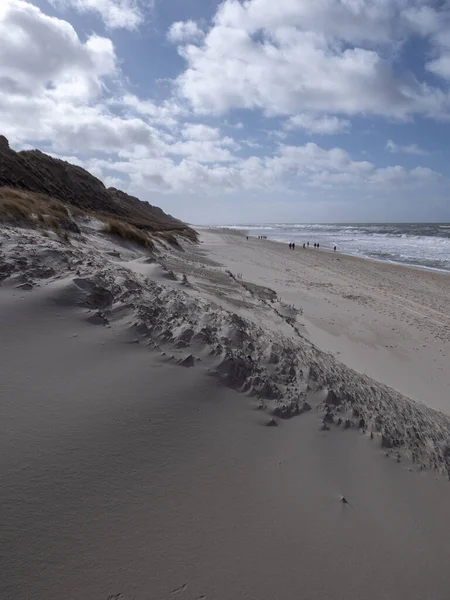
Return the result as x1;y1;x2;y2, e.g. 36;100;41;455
49;0;144;30
94;141;442;197
0;0;166;154
182;124;221;141
0;0;448;223
386;139;429;156
171;0;450;120
114;94;186;128
167;20;204;44
285;114;350;134
0;0;116;104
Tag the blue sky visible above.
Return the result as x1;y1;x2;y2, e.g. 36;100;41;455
1;0;450;223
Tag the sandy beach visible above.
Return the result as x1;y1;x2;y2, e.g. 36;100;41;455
201;229;450;413
2;223;450;600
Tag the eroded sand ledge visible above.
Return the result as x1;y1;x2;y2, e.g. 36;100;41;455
1;223;450;477
3;223;450;600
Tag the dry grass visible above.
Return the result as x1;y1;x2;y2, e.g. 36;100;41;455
0;187;196;247
157;230;181;247
156;229;198;246
0;188;80;233
102;219;154;249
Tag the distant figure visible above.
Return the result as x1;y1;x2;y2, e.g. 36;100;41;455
317;243;320;248
334;245;336;252
247;236;249;240
292;242;295;250
303;243;305;249
307;242;309;247
289;242;292;250
314;243;316;248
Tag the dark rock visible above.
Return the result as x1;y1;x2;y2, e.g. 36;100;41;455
266;418;278;427
301;401;312;412
344;419;351;429
323;412;334;424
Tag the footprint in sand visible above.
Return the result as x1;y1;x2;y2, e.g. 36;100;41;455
170;583;187;594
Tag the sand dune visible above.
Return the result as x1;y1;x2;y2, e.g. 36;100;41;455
1;223;450;599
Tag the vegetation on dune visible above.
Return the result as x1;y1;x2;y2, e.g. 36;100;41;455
0;187;196;249
0;187;80;235
0;134;195;239
101;218;155;249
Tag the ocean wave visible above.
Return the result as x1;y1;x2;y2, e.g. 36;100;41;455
238;222;450;272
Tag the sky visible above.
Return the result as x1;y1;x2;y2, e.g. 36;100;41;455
1;0;450;224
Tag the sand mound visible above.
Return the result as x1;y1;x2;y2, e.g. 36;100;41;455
2;223;450;478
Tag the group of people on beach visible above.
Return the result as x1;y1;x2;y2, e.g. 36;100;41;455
289;241;320;249
288;241;338;252
247;235;337;252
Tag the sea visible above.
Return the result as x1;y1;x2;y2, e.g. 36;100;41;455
221;223;450;273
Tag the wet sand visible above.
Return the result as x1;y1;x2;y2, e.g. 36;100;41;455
2;286;450;600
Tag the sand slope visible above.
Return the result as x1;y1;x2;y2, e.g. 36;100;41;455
1;224;450;599
200;229;450;412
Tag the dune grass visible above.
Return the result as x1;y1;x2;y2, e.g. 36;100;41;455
0;188;80;234
0;187;196;248
102;219;154;249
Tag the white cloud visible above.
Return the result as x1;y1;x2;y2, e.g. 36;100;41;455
167;20;204;44
0;0;116;103
1;0;448;224
427;54;450;80
172;0;450;120
0;0;167;155
115;94;186;128
94;141;442;197
285;114;350;134
182;124;220;141
386;139;429;156
404;5;450;81
49;0;144;30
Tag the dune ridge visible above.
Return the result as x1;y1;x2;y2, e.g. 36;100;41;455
2;220;450;479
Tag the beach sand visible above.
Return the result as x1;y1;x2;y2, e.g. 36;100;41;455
200;229;450;413
1;224;450;599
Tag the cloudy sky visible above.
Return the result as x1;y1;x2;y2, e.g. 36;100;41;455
1;0;450;223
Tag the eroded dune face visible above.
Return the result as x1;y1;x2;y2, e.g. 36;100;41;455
1;224;450;600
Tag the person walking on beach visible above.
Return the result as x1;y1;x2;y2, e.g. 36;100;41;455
334;246;336;252
292;242;295;250
317;243;320;248
289;242;292;250
307;242;309;247
313;243;316;248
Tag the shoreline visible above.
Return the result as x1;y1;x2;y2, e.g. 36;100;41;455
207;225;450;276
199;228;450;412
